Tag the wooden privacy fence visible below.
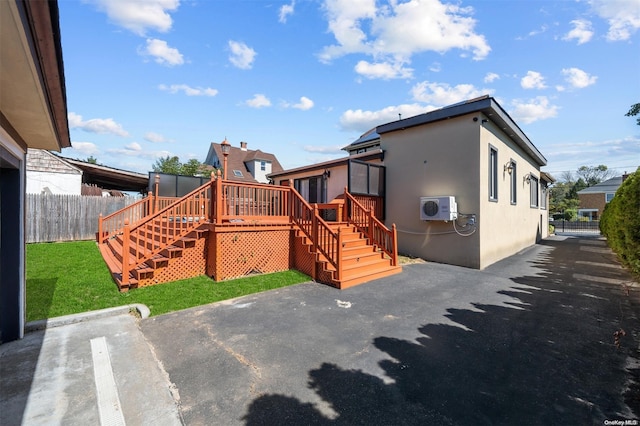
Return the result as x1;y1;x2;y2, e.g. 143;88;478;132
26;194;138;243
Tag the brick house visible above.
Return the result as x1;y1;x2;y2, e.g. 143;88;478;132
577;175;628;220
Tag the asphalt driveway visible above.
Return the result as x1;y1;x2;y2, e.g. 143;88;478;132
141;235;640;425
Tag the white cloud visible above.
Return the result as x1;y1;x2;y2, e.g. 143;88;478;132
69;141;99;155
279;1;295;23
319;0;490;78
429;62;442;73
510;96;559;124
107;142;172;160
142;39;184;66
521;71;547;90
563;19;594;44
562;67;597;89
339;103;431;132
303;145;344;154
228;40;256;69
246;94;271;108
589;0;640;41
410;81;490;105
484;72;500;83
354;60;413;80
293;96;314;110
158;84;218;96
68;112;129;137
91;0;179;36
144;132;172;143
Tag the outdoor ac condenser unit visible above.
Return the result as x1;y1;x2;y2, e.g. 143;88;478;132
420;196;458;221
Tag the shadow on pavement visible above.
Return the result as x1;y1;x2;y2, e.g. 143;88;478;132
243;238;640;425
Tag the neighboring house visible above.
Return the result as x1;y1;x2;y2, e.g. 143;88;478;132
577;174;629;220
204;140;283;183
26;149;82;195
1;0;70;342
270;95;554;270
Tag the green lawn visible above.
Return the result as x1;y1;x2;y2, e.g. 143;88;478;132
26;241;310;322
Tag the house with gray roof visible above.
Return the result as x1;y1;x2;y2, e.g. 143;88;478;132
578;174;629;220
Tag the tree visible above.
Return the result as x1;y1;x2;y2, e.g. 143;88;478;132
86;155;98;164
182;158;203;176
152;155;209;176
153;156;183;175
626;102;640;126
575;165;614;186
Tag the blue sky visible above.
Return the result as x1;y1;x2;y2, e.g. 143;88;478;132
58;0;640;178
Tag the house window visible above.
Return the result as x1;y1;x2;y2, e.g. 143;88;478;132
233;170;243;177
529;175;539;207
605;192;615;202
509;160;517;205
489;146;498;201
260;161;266;171
540;184;547;210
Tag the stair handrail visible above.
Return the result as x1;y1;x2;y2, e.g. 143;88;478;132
119;179;212;284
98;195;153;243
289;187;341;278
345;188;398;266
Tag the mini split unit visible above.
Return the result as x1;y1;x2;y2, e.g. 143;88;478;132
420;196;458;221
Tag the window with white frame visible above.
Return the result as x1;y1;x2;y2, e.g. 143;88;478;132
260;161;266;171
529;175;539;207
489;146;498;201
540;183;547;209
605;192;615;202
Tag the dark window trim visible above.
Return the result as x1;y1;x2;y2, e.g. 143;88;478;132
489;144;498;202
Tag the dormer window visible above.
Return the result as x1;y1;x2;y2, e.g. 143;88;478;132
260;161;266;171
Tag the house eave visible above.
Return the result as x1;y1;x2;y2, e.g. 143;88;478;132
377;96;547;167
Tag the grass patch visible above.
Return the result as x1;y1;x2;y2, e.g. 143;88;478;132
26;241;310;321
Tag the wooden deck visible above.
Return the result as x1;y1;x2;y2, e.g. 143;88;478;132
97;172;400;291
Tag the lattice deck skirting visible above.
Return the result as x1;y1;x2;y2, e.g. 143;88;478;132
207;224;292;281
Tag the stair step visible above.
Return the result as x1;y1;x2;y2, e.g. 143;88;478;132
334;265;402;289
145;255;169;268
341;251;384;267
341;256;391;274
342;245;376;256
161;245;183;258
175;237;196;248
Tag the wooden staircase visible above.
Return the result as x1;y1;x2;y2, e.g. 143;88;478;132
99;220;209;291
295;222;401;289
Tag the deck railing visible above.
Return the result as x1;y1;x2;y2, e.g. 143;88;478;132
345;189;398;266
98;196;152;243
120;182;211;284
290;189;342;281
216;176;291;223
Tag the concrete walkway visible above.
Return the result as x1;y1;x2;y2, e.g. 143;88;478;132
2;235;639;425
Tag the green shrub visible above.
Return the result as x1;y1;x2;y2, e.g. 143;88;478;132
549;224;555;234
600;168;640;277
564;209;578;221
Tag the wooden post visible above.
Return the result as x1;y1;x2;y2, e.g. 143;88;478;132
368;209;374;244
122;219;130;285
209;171;215;223
336;227;343;282
215;169;223;224
97;214;103;242
288;179;294;219
311;204;318;281
154;174;160;214
391;223;398;267
343;187;349;222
